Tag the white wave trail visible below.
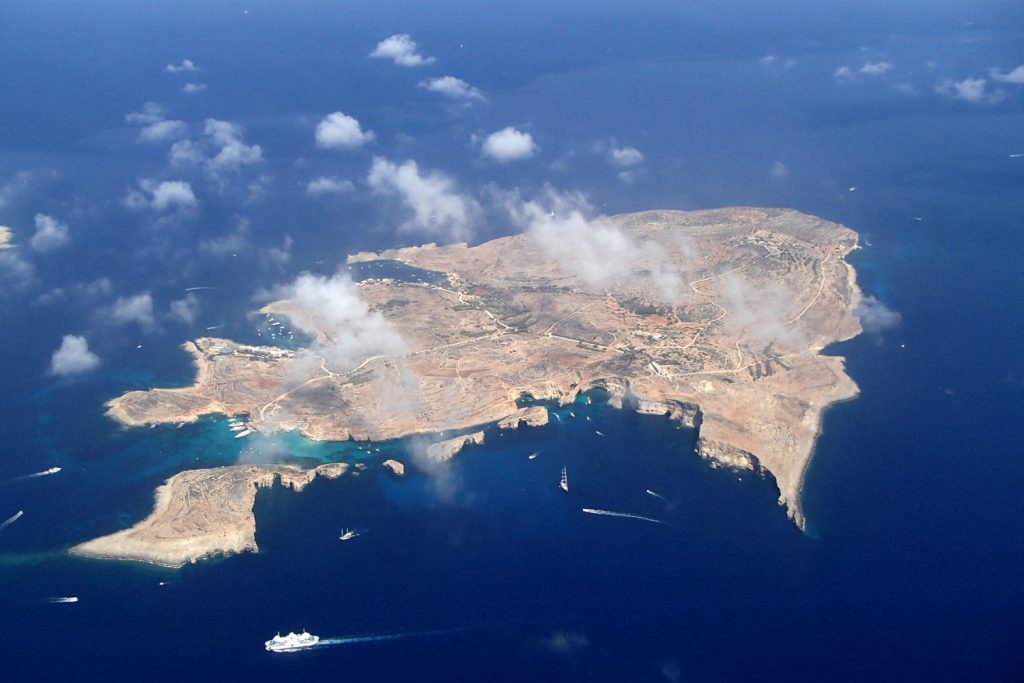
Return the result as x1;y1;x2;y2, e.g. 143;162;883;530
316;628;461;649
46;597;78;604
1;511;24;530
581;507;670;526
645;489;668;503
21;467;61;480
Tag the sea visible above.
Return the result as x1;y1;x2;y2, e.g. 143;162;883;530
0;1;1022;680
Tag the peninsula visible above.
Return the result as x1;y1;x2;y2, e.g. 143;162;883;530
87;207;863;566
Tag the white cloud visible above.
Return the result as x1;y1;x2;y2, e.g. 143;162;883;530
168;119;263;185
481;127;537;162
36;278;112;306
165;59;198;74
760;54;797;70
770;161;789;179
203;119;264;172
29;213;70;252
367;157;479;242
181;83;207;94
315;112;376;150
140;120;187;143
110;292;155;328
609;145;644;167
936;77;1005;104
368;33;435;67
126;102;187;143
989;65;1024;85
419;76;486;102
169;293;201;325
504;187;688;304
540;631;589;654
855;295;901;333
271;272;406;371
306;176;355;196
0;249;36;291
124;179;198;212
722;274;805;350
200;219;250;256
860;60;892;76
834;66;855;81
49;335;100;376
0;171;31;212
263;234;293;269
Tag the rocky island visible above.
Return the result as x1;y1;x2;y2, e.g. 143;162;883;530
71;463;346;567
86;207;863;567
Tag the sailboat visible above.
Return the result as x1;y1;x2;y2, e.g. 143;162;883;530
559;466;569;492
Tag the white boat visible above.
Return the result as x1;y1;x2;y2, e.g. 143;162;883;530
265;630;319;653
595;430;605;437
559;466;569;492
42;467;61;475
234;429;252;439
528;451;539;460
230;424;247;432
569;411;576;418
339;528;360;541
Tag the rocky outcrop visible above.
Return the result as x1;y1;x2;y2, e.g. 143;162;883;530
382;459;405;476
425;431;485;462
497;405;550;429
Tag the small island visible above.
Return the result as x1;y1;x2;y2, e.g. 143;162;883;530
85;207;864;566
71;463;346;567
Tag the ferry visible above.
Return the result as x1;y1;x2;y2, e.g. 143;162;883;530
559;466;569;492
339;528;360;541
265;630;319;653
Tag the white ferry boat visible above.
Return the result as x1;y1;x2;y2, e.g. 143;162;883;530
265;630;320;653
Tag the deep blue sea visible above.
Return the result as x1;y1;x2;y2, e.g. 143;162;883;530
1;1;1022;680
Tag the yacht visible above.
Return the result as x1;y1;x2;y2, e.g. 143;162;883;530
339;528;360;541
265;630;319;653
559;466;569;492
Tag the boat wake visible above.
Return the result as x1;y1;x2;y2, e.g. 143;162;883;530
45;596;78;604
645;489;668;503
4;467;61;485
20;467;61;481
581;507;671;526
315;627;461;649
0;511;24;530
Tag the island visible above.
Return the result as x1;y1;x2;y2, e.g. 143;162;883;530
70;463;346;567
85;207;864;566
